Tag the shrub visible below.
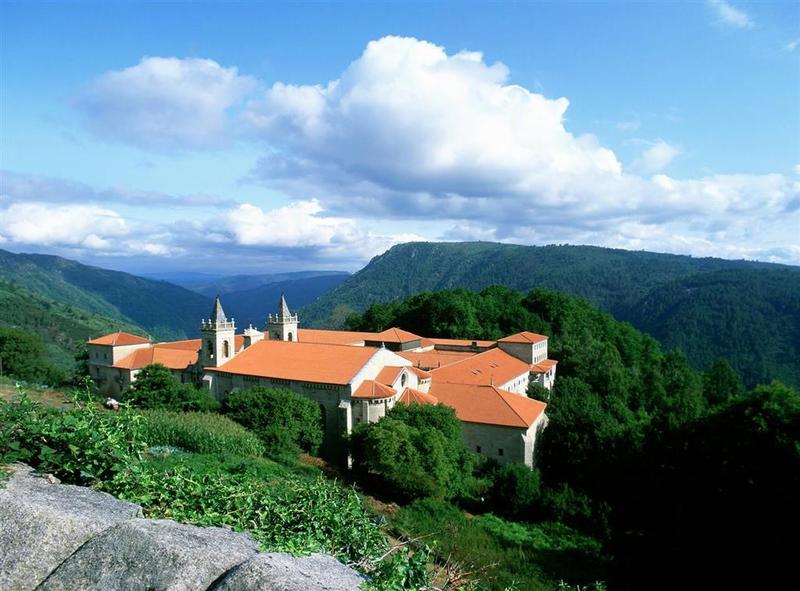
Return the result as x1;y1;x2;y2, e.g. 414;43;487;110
102;460;430;589
221;387;323;456
140;410;264;457
489;463;541;519
350;404;476;500
126;364;220;412
0;327;63;384
0;387;146;485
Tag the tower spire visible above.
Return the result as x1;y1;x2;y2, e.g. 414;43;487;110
210;295;227;324
278;294;291;319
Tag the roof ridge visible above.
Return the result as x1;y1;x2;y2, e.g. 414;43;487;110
491;386;529;427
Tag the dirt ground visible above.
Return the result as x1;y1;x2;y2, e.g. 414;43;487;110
0;383;73;408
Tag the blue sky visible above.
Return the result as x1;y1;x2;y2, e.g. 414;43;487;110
0;0;798;273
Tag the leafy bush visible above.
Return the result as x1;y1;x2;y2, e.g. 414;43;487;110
140;410;264;457
489;463;541;520
126;364;220;412
0;388;146;485
102;459;429;589
0;326;63;384
221;387;323;456
350;404;476;500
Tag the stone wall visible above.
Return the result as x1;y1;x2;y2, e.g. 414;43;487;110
0;464;365;591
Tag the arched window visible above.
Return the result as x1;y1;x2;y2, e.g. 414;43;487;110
287;332;294;342
207;340;215;358
401;372;407;387
223;340;230;358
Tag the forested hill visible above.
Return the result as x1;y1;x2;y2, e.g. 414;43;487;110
301;241;800;387
0;249;212;340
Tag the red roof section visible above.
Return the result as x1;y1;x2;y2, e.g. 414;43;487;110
498;331;548;344
87;332;150;346
430;347;530;387
429;337;496;348
353;380;396;400
430;383;547;428
398;349;477;370
369;327;422;344
206;339;378;385
397;388;439;406
298;329;377;346
531;359;558;373
376;366;404;385
408;366;433;380
113;346;197;370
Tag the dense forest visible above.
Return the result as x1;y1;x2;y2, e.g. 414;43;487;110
346;286;800;589
304;241;800;387
0;249;212;340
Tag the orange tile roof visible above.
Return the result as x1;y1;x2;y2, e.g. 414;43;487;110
376;366;404;385
430;383;547;428
113;346;197;370
430;347;530;387
398;350;477;370
531;359;558;373
352;380;397;400
87;332;150;346
429;337;496;348
298;329;377;346
369;327;422;344
397;388;439;406
206;339;378;385
408;366;432;380
498;331;548;344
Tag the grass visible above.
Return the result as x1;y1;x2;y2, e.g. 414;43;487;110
389;498;609;591
140;409;266;457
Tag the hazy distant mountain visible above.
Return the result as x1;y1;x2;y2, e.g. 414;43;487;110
0;249;213;340
301;241;799;387
222;274;351;327
152;270;350;298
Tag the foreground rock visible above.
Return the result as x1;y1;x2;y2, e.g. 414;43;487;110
39;519;260;591
0;464;141;590
212;553;367;591
0;464;366;591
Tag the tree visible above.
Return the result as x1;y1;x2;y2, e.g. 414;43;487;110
351;404;476;500
221;386;323;456
489;463;541;519
702;358;744;405
126;363;218;412
0;326;62;384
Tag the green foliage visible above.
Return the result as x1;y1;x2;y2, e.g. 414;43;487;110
702;358;745;405
391;498;607;591
126;364;220;412
0;388;146;485
103;459;429;590
221;386;323;456
0;326;63;384
489;463;541;520
0;280;142;379
351;404;476;500
140;410;265;457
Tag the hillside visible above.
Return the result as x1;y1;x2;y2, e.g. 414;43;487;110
627;268;800;388
223;274;351;327
302;242;800;387
0;250;212;340
155;270;350;298
0;281;143;374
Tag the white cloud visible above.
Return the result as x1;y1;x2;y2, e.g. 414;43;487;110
75;57;255;149
784;39;799;52
633;140;681;173
707;0;754;29
0;203;129;248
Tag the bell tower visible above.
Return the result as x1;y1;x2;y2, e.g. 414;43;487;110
268;294;299;342
201;295;236;367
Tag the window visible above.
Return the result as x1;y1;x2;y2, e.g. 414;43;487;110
498;448;504;456
287;332;294;341
400;372;407;387
223;340;230;358
476;445;482;453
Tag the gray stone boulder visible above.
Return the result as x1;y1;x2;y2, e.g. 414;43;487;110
211;552;367;591
38;518;260;591
0;464;142;591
